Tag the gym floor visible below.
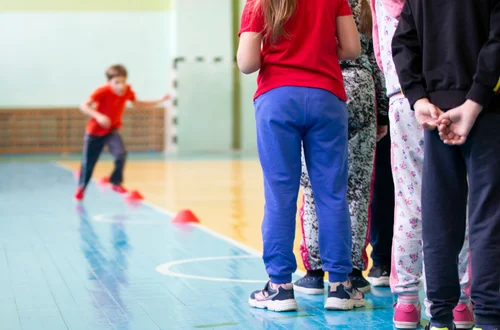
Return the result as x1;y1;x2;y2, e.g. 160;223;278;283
0;154;429;329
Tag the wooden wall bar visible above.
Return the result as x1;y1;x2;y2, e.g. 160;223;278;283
0;108;165;154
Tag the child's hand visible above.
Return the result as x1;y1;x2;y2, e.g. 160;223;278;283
414;98;443;130
376;125;388;142
96;114;111;128
161;94;171;102
437;100;482;145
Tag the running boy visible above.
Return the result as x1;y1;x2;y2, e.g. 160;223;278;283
75;64;169;201
238;0;362;312
392;1;500;329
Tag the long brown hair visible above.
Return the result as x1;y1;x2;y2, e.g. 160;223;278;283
358;0;373;38
253;0;297;45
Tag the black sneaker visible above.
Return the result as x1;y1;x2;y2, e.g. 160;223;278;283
293;275;325;295
349;268;371;293
367;265;390;287
425;324;456;330
324;281;366;310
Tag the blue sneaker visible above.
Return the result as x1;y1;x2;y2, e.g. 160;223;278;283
294;275;325;295
324;281;366;310
249;281;298;312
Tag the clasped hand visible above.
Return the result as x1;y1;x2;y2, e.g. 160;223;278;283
414;98;483;145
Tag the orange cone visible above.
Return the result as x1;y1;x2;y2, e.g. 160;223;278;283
172;210;200;224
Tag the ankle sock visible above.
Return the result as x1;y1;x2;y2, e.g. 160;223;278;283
458;297;470;305
397;293;420;306
306;269;325;278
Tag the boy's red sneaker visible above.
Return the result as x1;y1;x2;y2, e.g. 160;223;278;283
74;187;85;201
112;185;128;194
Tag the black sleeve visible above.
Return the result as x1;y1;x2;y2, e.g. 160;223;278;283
391;0;427;108
467;1;500;107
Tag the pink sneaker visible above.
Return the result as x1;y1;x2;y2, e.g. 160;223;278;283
453;303;475;329
393;302;421;329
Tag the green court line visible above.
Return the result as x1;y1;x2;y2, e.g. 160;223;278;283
0;0;172;11
195;322;239;328
231;0;242;150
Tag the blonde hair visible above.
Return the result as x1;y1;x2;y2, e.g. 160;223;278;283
253;0;297;45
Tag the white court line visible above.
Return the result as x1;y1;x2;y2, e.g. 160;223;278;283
155;255;268;283
93;212;170;225
54;162;306;276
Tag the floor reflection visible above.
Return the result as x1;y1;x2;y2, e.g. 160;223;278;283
77;205;131;329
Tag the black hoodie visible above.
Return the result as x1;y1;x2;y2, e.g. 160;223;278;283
392;0;500;111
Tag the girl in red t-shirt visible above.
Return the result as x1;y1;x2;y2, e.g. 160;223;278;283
238;0;363;312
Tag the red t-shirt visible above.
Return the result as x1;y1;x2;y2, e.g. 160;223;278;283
85;85;136;136
239;0;352;101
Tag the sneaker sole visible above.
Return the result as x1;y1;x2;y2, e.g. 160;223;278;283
248;298;298;312
368;276;390;287
293;285;324;295
324;298;366;310
393;320;420;329
455;321;475;329
356;284;371;293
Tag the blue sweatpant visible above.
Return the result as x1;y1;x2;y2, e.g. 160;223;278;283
79;130;127;189
254;86;352;284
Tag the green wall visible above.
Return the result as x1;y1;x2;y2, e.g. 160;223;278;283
170;0;258;153
1;0;259;153
238;0;258;152
0;2;172;108
0;0;172;11
171;0;235;153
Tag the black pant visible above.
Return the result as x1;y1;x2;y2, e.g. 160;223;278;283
423;112;500;326
79;131;127;189
370;131;395;267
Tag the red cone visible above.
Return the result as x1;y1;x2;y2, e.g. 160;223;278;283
126;190;144;200
172;210;200;224
99;177;110;184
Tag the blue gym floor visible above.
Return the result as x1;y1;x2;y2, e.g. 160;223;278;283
0;161;426;330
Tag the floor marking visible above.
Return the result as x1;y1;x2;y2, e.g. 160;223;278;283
278;313;315;319
195;322;239;328
55;162;306;276
92;213;169;225
155;255;268;283
142;202;308;277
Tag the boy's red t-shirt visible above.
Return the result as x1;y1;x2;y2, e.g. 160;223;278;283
85;85;136;136
239;0;352;101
